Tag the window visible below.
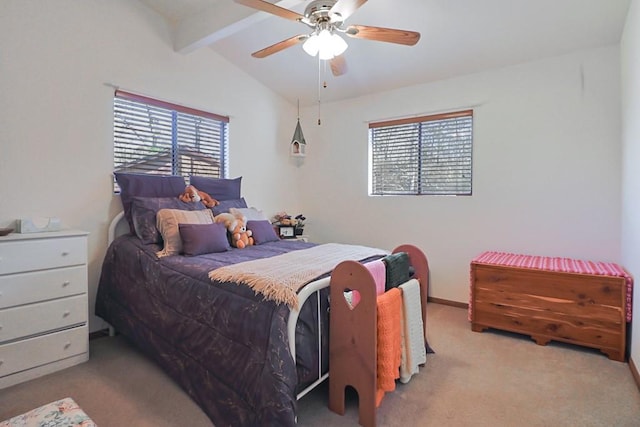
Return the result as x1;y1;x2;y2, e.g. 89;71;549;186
113;90;229;191
369;109;473;196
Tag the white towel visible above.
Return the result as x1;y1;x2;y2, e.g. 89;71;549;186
399;279;426;383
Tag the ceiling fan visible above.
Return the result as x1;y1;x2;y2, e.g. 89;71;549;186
233;0;421;76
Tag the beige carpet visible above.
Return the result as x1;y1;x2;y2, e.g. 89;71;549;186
1;304;639;426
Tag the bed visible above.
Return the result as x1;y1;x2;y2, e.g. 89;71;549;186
95;173;423;426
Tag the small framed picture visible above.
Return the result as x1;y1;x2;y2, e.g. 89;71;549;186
278;225;295;239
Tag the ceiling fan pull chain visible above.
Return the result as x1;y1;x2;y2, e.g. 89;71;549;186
317;56;322;125
323;58;328;89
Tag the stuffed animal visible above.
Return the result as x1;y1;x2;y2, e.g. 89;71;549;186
179;185;219;208
231;217;254;249
215;212;254;249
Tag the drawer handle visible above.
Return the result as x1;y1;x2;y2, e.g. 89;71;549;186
0;359;3;366
62;281;71;287
63;310;71;317
61;251;70;257
64;342;71;350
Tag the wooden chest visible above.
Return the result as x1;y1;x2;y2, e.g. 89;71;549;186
470;257;629;362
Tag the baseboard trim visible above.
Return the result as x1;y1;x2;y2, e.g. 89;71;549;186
630;356;640;392
428;297;468;309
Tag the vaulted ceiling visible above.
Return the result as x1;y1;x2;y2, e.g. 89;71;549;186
138;0;631;106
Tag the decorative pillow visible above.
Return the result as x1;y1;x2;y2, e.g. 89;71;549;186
115;172;186;231
229;207;268;222
246;220;279;244
156;208;215;257
190;176;242;201
212;198;248;216
179;223;230;256
130;196;205;244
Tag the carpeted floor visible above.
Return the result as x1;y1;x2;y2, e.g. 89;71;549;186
1;304;639;426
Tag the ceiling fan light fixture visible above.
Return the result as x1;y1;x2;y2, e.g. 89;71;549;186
318;45;335;60
302;34;321;56
303;29;348;60
329;33;348;56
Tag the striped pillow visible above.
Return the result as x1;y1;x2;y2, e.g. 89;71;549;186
156;208;215;257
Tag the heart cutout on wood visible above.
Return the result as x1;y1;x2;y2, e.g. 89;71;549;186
343;289;361;309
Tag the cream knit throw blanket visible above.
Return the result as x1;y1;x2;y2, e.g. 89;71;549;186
208;243;387;308
399;278;427;384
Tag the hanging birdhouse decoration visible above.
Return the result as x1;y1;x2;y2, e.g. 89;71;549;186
290;115;306;157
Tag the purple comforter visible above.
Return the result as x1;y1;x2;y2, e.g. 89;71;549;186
95;235;326;426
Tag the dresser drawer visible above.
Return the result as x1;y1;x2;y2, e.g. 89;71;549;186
0;325;88;378
0;295;87;343
0;266;87;309
0;236;87;275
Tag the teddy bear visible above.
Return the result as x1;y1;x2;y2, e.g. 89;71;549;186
230;218;254;249
179;185;219;208
215;212;254;249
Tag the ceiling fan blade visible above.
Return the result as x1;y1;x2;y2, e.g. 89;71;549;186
345;25;421;46
330;0;368;21
234;0;304;22
251;35;308;58
330;55;348;76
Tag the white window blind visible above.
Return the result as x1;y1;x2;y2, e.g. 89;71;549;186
369;110;473;196
113;90;228;191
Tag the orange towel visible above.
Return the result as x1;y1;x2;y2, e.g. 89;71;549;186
376;288;402;407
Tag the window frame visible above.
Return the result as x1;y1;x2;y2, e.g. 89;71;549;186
368;109;473;196
113;90;229;192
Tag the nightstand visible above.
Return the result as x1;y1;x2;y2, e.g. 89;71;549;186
0;229;89;389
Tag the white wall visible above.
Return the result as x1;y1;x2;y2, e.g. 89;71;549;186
299;46;622;304
0;0;298;332
621;0;640;371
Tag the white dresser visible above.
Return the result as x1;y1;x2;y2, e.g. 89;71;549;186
0;229;89;389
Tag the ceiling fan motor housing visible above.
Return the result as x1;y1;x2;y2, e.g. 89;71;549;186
305;0;343;25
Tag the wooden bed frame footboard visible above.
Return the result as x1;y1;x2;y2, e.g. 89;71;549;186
471;262;627;362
